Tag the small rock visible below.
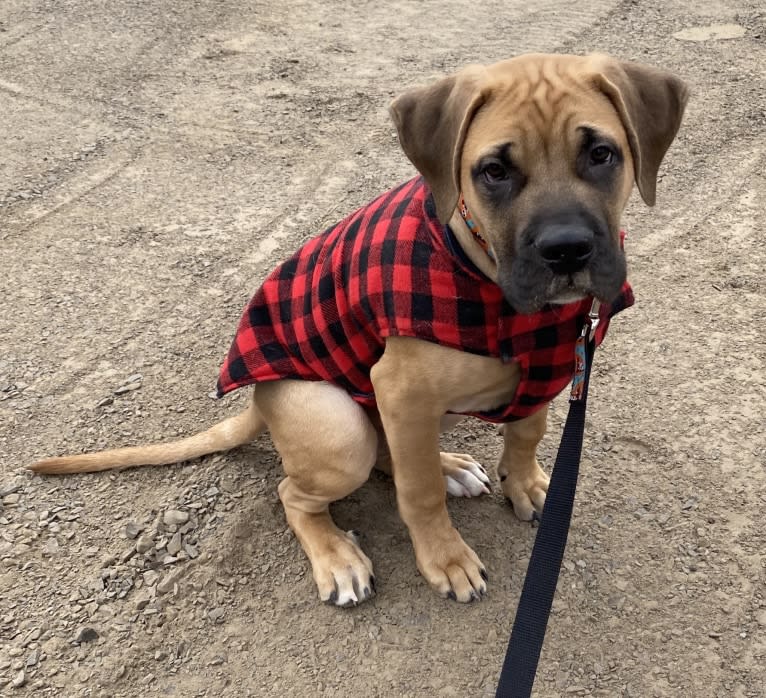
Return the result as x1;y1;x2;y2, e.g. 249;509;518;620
207;607;225;623
114;382;141;395
167;531;182;556
124;522;142;539
42;538;59;556
26;650;39;667
183;542;199;559
673;24;746;42
135;534;154;554
73;627;99;644
11;669;26;688
157;573;179;595
0;482;22;497
143;570;159;587
3;493;21;505
135;595;151;611
96;397;114;408
163;510;189;526
22;628;41;646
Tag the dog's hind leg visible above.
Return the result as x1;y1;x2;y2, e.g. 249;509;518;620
255;379;378;607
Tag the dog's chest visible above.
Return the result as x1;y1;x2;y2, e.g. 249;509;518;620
442;353;522;415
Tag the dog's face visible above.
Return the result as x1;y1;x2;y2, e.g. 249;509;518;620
391;54;688;313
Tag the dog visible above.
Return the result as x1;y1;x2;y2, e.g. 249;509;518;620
29;53;688;607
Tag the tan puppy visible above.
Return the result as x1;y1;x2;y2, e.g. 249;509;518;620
29;54;688;607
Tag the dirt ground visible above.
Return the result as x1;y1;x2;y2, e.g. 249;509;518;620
1;0;765;696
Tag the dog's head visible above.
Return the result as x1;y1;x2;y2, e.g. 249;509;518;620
390;53;689;314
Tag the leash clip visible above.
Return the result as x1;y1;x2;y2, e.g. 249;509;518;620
569;298;601;402
587;298;601;342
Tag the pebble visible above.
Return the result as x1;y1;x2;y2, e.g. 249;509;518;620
167;531;182;556
143;570;159;587
208;607;225;623
157;574;178;595
135;534;154;554
673;23;746;42
3;493;21;505
42;538;59;556
124;522;142;539
114;382;141;395
11;670;26;688
73;627;99;644
0;482;22;497
26;649;39;667
163;510;189;526
96;396;114;407
22;628;41;646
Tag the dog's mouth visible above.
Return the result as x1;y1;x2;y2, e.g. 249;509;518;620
498;249;626;315
547;272;591;305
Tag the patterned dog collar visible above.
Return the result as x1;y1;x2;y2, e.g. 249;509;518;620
458;194;495;261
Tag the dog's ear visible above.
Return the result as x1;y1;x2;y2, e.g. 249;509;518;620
594;58;689;206
390;67;488;223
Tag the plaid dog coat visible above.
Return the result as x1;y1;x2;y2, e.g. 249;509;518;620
217;177;634;422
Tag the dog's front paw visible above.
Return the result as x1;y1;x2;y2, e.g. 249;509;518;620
313;530;376;607
413;527;487;602
499;460;549;521
440;452;491;497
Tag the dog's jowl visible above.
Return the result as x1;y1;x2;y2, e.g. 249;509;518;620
30;54;688;607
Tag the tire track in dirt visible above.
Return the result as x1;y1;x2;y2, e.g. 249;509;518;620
2;147;138;236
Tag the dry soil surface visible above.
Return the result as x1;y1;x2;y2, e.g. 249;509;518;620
2;1;765;696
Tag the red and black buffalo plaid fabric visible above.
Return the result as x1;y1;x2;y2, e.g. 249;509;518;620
217;177;634;422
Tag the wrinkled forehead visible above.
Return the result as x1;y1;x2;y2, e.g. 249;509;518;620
463;57;629;161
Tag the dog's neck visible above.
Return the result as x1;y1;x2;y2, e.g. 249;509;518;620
449;199;498;281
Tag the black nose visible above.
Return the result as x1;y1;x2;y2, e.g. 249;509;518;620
535;225;594;275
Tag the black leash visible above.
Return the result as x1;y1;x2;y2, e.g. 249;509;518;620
496;301;600;698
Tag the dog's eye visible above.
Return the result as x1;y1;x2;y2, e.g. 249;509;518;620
590;145;614;166
482;162;508;182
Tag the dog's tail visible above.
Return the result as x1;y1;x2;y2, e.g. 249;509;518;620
27;396;266;475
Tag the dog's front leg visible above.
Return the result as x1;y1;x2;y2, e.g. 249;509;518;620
371;343;487;602
498;405;550;521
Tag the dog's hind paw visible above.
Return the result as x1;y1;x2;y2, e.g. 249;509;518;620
441;452;491;497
